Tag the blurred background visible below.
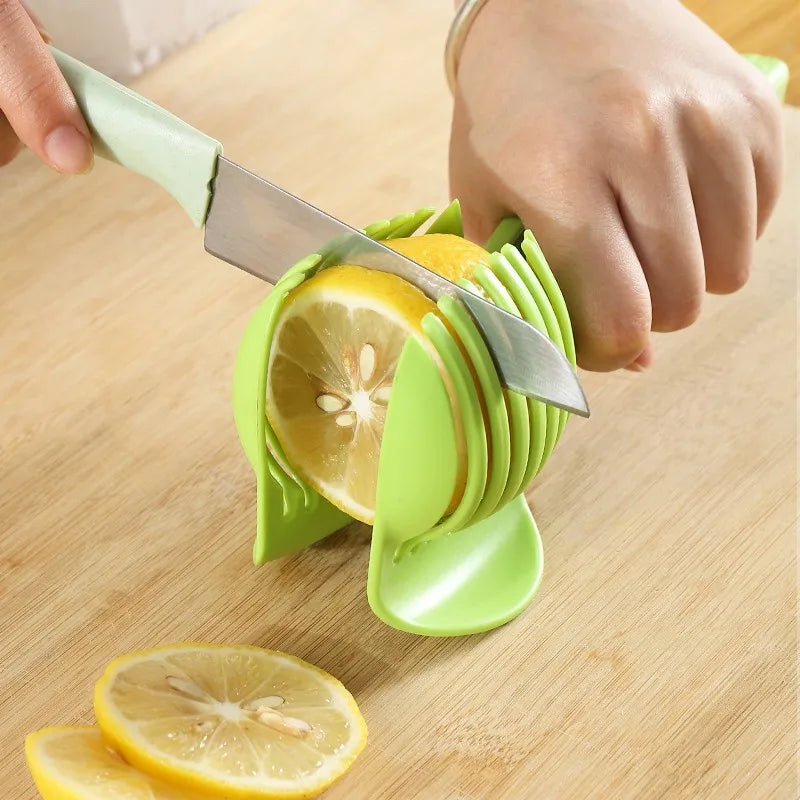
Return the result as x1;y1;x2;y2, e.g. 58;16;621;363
28;0;258;78
27;0;798;103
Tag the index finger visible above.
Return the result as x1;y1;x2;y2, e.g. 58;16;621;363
0;0;92;172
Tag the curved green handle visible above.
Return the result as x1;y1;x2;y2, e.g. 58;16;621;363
51;48;222;227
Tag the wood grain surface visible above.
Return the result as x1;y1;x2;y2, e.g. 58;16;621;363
685;0;799;104
1;2;797;798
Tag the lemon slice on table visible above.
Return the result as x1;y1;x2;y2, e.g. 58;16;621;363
26;726;207;800
265;234;490;524
93;644;367;800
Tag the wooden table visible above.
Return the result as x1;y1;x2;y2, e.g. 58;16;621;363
1;2;797;797
686;0;799;104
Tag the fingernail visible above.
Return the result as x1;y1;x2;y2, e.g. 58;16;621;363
44;125;93;174
626;361;647;373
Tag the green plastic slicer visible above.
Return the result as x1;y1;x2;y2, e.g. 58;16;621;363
49;50;788;636
232;201;575;635
231;53;789;636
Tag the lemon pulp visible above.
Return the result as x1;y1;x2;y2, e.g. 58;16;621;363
25;726;205;800
93;644;367;799
265;234;490;524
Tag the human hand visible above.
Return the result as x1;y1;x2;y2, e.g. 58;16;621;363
449;0;783;371
0;0;93;172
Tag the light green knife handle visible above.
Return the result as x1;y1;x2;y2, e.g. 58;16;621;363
51;48;222;228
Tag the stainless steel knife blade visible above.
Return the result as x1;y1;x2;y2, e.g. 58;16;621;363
204;157;589;417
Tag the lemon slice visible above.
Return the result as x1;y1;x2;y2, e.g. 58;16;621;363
25;726;205;800
93;644;367;799
265;234;490;524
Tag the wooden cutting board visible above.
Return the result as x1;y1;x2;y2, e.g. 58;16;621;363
1;2;797;797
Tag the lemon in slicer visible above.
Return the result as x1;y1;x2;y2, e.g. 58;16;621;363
47;46;787;636
233;201;577;635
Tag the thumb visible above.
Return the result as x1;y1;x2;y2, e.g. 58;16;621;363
0;0;93;173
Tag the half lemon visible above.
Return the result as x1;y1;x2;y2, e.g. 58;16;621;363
265;234;490;523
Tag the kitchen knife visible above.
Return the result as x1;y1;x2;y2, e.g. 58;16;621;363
51;48;589;417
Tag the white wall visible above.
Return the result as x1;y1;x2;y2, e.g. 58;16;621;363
29;0;257;79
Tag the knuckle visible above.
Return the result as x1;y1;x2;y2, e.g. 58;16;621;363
595;72;668;155
581;297;651;369
707;262;751;295
7;71;60;111
606;310;651;360
652;292;702;332
680;93;731;149
740;85;783;157
744;77;782;124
